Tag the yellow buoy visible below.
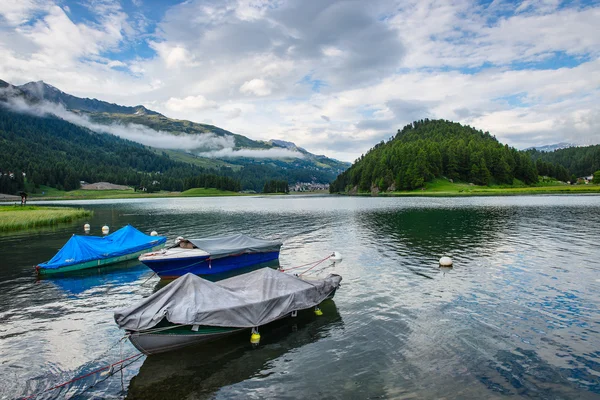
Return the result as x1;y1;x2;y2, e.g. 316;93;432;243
314;307;323;316
250;329;261;344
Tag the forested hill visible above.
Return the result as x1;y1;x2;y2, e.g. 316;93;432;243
527;145;600;178
330;119;570;193
0;108;239;194
0;79;349;191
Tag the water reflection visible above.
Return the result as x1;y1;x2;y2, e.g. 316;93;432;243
477;347;600;399
37;261;150;296
2;196;600;399
358;207;515;258
126;300;342;400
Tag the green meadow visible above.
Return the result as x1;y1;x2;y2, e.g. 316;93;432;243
374;179;600;196
0;206;93;231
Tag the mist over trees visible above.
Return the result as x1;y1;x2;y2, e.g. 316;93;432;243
330;119;572;193
0;109;243;194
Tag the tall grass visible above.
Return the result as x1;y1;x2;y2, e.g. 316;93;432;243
0;206;93;231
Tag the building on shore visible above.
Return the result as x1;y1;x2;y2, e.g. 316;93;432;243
290;182;330;192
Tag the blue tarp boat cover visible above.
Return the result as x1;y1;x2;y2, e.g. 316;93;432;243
187;234;282;259
38;225;167;269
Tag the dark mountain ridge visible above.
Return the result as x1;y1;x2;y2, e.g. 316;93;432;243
18;81;161;116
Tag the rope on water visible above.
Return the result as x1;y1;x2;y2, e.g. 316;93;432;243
279;254;333;275
21;352;143;399
140;272;157;285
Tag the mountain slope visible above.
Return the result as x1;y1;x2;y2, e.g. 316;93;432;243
330;119;569;193
3;79;349;183
0;107;240;194
0;79;350;193
18;81;161;116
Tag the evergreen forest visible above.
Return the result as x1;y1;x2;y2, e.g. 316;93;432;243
0;109;263;194
330;119;576;193
262;180;290;194
526;145;600;178
0;108;352;194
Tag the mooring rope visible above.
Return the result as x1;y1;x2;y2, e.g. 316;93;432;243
21;352;143;399
279;254;333;274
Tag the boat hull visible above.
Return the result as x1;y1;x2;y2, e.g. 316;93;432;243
142;251;281;279
128;326;244;355
37;243;166;275
127;294;338;355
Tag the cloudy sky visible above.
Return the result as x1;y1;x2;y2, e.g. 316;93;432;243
0;0;598;162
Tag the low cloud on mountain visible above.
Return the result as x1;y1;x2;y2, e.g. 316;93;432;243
0;88;305;158
1;92;233;150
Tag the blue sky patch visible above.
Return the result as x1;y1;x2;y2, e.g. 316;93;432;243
299;74;328;93
493;93;530;108
510;51;590;71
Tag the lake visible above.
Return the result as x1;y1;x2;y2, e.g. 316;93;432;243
1;195;599;399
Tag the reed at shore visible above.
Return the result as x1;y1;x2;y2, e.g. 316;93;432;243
0;206;93;232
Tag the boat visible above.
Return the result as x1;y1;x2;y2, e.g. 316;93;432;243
114;268;342;355
126;300;342;398
36;225;167;275
138;233;283;279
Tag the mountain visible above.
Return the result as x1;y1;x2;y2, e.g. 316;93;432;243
0;79;350;192
0;107;240;194
269;139;306;152
14;80;347;174
525;142;577;152
330;119;570;193
18;81;161;116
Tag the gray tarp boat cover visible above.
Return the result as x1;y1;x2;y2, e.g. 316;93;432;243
186;234;282;259
114;268;341;331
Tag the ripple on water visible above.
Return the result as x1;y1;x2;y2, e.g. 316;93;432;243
1;195;600;399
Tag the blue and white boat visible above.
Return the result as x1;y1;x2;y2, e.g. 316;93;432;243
138;234;282;279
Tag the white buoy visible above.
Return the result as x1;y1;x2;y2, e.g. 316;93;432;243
102;225;110;235
331;251;343;263
150;231;158;236
84;223;90;231
439;256;453;267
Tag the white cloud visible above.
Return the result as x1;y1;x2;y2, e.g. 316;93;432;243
240;78;273;96
149;41;199;69
200;147;304;159
165;95;217;112
0;0;49;26
0;0;599;162
225;107;242;119
1;92;234;151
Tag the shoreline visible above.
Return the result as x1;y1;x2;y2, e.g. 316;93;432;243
2;185;599;202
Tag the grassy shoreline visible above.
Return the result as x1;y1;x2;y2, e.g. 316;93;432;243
15;186;249;201
345;179;600;197
0;206;93;231
3;182;599;202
